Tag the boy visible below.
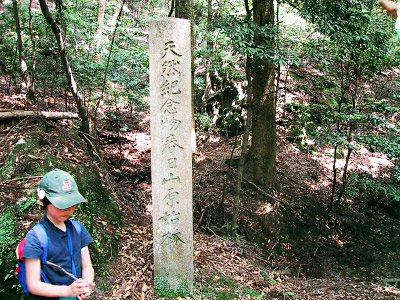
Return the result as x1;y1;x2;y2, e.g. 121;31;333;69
23;169;95;300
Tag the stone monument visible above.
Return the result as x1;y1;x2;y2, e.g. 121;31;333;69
149;18;193;294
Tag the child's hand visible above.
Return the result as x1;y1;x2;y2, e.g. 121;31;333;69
69;278;91;298
77;280;95;300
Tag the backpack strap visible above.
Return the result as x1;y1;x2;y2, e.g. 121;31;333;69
69;220;82;236
67;220;82;278
30;224;50;284
31;224;48;264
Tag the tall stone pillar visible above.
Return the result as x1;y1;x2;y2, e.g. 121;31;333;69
150;18;193;294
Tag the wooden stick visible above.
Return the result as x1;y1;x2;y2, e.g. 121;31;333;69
1;175;43;184
45;261;104;296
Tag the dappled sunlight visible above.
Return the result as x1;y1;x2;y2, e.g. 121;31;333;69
356;146;394;175
196;151;209;163
145;203;153;217
209;135;221;143
375;286;400;296
313;144;394;179
122;131;151;163
330;234;345;247
256;203;274;215
0;94;30;108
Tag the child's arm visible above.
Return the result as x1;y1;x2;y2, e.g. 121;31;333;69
78;246;95;300
81;246;94;282
25;258;91;297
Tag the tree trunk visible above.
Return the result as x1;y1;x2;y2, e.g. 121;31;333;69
96;0;126;144
199;0;214;114
245;0;277;189
174;0;193;19
95;0;106;49
232;56;253;234
174;0;197;160
329;144;339;210
38;0;91;136
12;0;33;98
28;0;37;100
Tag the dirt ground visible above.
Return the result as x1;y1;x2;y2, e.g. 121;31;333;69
93;102;400;299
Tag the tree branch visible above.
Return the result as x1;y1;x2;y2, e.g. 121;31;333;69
0;111;79;120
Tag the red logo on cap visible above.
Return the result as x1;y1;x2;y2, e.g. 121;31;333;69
62;181;72;190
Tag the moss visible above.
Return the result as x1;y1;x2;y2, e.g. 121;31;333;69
154;276;192;298
0;138;42;181
0;207;26;299
193;273;266;300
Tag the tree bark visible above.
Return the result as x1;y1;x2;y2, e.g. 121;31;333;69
232;56;253;234
12;0;33;99
95;0;106;48
245;0;277;189
174;0;197;160
38;0;91;136
199;0;215;114
28;0;38;100
0;111;79;120
174;0;193;19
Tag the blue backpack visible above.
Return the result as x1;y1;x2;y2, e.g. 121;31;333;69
15;220;82;296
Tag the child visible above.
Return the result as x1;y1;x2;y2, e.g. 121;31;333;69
23;169;95;300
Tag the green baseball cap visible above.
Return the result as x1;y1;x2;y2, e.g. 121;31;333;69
38;169;87;209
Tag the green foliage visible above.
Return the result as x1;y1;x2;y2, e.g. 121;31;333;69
195;112;213;133
154;276;191;298
291;0;396;71
214;14;276;61
0;138;42;181
220;107;244;136
0;0;150;114
0;210;18;261
193;273;265;300
348;171;400;206
107;40;149;113
210;222;247;243
276;1;400;207
0;3;18;72
0;208;25;299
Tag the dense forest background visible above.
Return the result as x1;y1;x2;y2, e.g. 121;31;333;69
1;0;400;299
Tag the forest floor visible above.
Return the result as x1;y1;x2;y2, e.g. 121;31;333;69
96;105;400;300
1;68;400;299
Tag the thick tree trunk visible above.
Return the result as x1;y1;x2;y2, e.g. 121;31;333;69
199;0;214;114
232;56;253;233
12;0;33;99
174;0;192;19
174;0;197;159
245;0;277;189
38;0;91;136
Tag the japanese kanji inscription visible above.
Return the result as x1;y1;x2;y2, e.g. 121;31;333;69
150;18;193;293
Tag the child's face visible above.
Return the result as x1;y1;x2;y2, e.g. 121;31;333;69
46;203;76;223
